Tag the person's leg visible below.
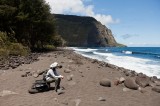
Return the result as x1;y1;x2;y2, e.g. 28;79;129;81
46;78;55;88
55;78;61;92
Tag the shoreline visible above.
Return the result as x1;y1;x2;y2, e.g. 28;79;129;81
0;49;160;106
69;47;160;79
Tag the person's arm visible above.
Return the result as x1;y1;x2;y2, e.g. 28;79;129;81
49;69;63;79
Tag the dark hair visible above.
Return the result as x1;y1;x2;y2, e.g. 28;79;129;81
59;65;62;68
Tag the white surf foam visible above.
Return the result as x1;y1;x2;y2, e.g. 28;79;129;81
72;47;97;52
122;50;132;54
104;54;160;78
93;51;114;57
73;48;160;78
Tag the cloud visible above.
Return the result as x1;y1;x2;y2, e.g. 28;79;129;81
121;34;139;39
45;0;119;26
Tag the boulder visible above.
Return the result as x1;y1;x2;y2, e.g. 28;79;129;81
124;78;138;90
135;76;150;88
152;86;160;93
99;78;111;87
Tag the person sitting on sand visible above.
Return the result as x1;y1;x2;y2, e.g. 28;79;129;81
45;62;64;93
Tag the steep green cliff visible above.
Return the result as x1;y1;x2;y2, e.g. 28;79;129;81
54;14;118;47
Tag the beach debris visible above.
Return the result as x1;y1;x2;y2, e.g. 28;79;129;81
135;76;150;88
0;90;18;97
98;97;106;101
99;78;111;87
152;86;160;93
124;78;138;90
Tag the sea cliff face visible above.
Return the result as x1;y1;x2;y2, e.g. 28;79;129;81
53;14;117;47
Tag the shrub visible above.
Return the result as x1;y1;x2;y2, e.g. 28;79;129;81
0;48;9;58
8;43;30;56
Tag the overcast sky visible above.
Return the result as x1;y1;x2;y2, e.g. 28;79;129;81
45;0;160;47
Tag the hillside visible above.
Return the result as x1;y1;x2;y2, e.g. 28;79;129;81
54;14;117;47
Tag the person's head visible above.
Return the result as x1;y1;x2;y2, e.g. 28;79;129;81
50;62;62;69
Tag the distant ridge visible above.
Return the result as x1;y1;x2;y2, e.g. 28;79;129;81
53;14;118;47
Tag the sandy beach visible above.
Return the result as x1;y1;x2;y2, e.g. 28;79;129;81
0;49;160;106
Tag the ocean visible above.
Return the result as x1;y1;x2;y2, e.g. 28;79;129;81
71;47;160;78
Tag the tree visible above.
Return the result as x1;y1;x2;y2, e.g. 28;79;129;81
0;0;57;50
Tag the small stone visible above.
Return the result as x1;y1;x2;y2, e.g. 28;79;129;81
114;80;119;86
78;70;83;73
21;74;27;77
32;72;39;78
98;97;106;101
67;75;72;81
64;69;71;73
123;88;131;92
119;77;125;84
155;81;160;86
152;86;160;93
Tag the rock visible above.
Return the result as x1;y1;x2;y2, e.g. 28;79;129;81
78;70;83;73
135;76;150;88
138;73;146;77
98;97;106;101
138;87;147;93
152;86;160;93
124;78;138;90
123;88;131;92
99;78;111;87
61;101;68;105
67;75;73;81
155;81;160;86
81;75;84;77
119;77;125;84
114;80;119;86
149;82;156;87
21;74;27;77
32;72;39;78
64;69;71;73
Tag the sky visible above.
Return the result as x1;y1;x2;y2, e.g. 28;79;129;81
45;0;160;47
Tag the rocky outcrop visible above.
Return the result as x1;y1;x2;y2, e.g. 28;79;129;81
53;14;117;47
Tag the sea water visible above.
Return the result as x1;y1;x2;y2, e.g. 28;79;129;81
71;47;160;78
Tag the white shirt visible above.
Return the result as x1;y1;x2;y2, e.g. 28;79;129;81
46;68;62;80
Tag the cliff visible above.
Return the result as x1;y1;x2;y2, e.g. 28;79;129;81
53;14;118;47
